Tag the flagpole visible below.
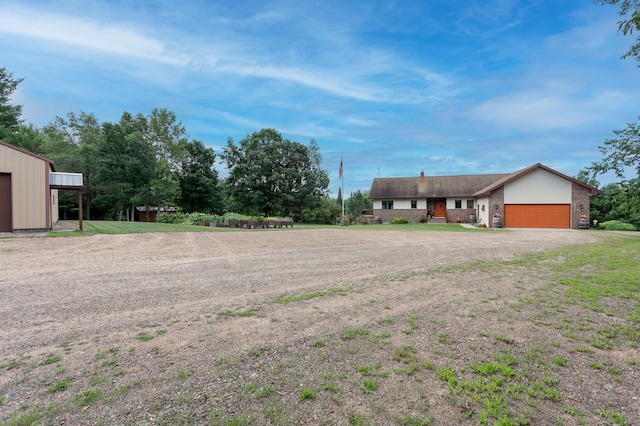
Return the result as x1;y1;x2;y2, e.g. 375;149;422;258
340;156;344;218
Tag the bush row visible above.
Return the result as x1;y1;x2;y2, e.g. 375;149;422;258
155;211;291;225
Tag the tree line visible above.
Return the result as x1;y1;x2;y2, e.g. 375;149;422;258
0;68;349;223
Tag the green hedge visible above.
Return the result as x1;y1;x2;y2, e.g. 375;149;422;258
599;220;637;231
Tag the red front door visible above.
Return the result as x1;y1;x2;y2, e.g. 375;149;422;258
434;199;446;217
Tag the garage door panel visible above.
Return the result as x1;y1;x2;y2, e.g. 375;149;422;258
505;204;570;228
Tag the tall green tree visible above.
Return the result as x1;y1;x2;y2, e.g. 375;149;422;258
597;0;640;63
590;117;640;179
7;124;49;154
42;113;104;219
0;67;23;138
179;140;221;213
95;116;155;220
145;108;187;208
588;118;640;227
222;128;329;219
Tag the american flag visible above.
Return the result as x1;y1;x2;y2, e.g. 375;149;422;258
339;159;343;178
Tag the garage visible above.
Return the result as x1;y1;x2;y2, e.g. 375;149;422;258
0;173;11;232
504;204;571;228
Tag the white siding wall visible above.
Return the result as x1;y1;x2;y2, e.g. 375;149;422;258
373;200;382;209
394;200;411;209
477;197;490;226
505;169;571;204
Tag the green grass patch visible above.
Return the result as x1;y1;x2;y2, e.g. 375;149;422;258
136;332;154;342
273;287;348;304
343;327;370;339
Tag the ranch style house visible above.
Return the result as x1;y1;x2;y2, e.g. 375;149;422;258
368;163;601;229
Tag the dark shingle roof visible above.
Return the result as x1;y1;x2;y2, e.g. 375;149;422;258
369;163;601;199
369;173;510;199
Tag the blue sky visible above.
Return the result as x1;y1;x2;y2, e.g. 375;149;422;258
2;0;639;196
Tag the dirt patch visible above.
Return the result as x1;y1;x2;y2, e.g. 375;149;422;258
0;228;638;425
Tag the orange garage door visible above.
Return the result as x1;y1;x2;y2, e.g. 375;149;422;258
504;204;570;228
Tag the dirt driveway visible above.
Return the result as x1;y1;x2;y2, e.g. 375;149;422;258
0;228;596;356
4;227;633;425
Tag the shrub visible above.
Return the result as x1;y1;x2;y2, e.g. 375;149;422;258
392;217;409;224
419;215;427;223
186;212;220;225
599;220;637;231
155;211;188;224
222;212;252;222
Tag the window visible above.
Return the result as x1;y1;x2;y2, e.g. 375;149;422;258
382;201;393;210
467;200;474;209
411;200;417;209
455;200;462;209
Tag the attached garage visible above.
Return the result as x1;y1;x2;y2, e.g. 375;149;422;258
473;164;601;229
504;204;570;228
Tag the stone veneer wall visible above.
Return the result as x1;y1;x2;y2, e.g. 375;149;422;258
445;209;477;224
488;187;505;228
571;183;592;229
373;209;427;223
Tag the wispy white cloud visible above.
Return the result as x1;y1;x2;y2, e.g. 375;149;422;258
0;4;187;65
470;86;627;131
1;3;456;106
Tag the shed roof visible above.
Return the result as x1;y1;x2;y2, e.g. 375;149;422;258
0;140;56;171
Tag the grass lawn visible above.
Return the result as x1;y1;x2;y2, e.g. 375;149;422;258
49;221;482;236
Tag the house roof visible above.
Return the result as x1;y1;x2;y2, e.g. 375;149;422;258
369;163;601;199
369;173;510;199
0;140;56;171
472;163;601;196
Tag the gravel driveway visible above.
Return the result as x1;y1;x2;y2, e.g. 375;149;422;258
3;227;621;425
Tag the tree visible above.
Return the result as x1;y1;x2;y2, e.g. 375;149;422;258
94;116;155;220
590;116;640;179
597;0;640;63
6;124;49;154
345;190;372;218
301;195;342;224
0;67;24;137
41;113;104;219
222;129;329;219
145;109;187;209
588;117;640;227
179;140;221;213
